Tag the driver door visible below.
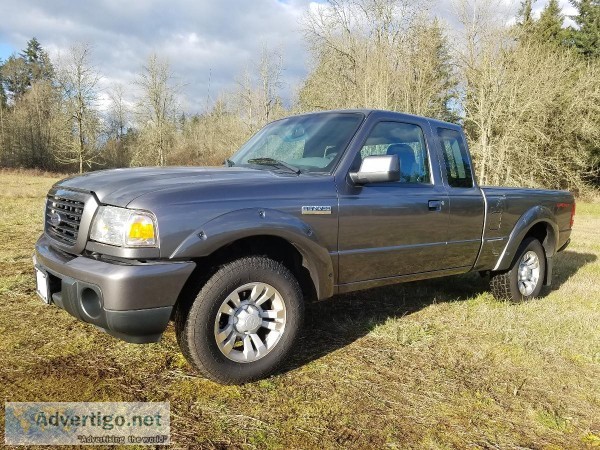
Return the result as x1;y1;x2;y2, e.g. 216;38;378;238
337;120;450;284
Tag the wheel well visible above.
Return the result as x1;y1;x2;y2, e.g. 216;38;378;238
524;221;555;255
189;235;318;303
523;221;556;285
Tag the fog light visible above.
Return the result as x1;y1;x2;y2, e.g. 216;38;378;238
80;287;102;319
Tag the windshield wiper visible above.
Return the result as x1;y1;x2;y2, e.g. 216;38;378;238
247;157;301;175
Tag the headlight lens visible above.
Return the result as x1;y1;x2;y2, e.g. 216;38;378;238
90;206;158;247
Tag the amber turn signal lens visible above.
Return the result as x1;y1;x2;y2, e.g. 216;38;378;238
129;222;155;240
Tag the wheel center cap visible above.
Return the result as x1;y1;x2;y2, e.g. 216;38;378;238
234;306;261;333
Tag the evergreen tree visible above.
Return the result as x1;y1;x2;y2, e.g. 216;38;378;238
20;37;55;83
569;0;600;58
1;38;55;102
518;0;534;32
534;0;566;45
0;54;30;100
0;60;6;108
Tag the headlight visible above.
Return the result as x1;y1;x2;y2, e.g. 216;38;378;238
90;206;158;247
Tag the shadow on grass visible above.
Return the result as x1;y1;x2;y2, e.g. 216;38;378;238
551;250;597;291
280;250;596;375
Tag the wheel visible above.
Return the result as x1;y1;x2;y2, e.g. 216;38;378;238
175;256;304;384
490;237;546;302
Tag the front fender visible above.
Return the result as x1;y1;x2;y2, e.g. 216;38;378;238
494;205;558;271
169;208;335;299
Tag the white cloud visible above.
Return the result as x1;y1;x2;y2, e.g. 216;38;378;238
0;0;313;112
0;0;580;113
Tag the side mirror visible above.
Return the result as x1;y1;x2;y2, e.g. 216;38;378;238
349;155;400;185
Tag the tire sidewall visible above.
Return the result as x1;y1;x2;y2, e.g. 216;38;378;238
187;257;303;382
509;238;546;301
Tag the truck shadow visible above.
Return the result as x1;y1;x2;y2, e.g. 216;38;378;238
280;250;596;375
549;250;597;291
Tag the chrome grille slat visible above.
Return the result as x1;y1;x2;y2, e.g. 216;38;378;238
45;213;80;228
48;199;84;212
47;228;77;244
45;193;86;247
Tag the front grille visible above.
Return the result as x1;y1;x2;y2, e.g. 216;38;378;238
45;193;85;246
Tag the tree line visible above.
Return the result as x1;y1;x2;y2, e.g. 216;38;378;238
0;0;598;194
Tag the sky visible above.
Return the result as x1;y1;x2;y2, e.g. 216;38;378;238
0;0;578;114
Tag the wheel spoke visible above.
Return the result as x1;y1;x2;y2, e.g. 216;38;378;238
221;333;237;355
242;335;255;361
251;284;275;306
219;303;234;315
250;283;266;301
216;324;234;343
227;292;241;307
262;320;283;331
250;333;267;358
261;309;284;319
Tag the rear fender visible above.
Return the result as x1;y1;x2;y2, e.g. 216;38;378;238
169;208;335;299
493;205;558;273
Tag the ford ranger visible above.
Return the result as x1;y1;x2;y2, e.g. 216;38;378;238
33;110;575;384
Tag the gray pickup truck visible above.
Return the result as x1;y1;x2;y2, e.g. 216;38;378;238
34;110;574;383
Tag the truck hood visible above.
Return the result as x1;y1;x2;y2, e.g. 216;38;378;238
55;166;282;207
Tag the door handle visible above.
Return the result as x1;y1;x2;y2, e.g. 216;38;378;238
428;200;443;211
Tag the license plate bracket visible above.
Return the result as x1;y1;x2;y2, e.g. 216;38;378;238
35;267;50;304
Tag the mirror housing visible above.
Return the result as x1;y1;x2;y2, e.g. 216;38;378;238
349;155;400;184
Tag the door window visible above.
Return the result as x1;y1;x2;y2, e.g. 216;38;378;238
357;122;430;183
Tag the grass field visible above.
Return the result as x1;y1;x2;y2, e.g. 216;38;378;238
1;170;599;449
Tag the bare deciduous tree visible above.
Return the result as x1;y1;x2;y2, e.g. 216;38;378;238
56;44;102;173
299;0;456;119
107;84;128;140
453;0;600;191
133;54;179;166
233;45;284;132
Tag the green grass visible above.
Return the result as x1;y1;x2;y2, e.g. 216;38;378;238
1;171;599;449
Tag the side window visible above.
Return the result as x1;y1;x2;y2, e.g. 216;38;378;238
437;128;474;188
358;122;430;183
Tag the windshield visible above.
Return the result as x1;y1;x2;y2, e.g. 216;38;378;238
230;112;364;173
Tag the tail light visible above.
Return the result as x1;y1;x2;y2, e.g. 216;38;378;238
556;202;576;229
570;202;576;229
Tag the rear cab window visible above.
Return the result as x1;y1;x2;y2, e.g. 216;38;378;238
437;128;474;188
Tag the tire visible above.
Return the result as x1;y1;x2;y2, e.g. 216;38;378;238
175;256;304;384
490;237;546;302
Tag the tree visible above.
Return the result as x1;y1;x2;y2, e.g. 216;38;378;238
56;44;102;173
100;84;131;168
133;54;179;166
0;39;65;170
299;0;456;119
0;60;6;152
1;38;55;104
454;0;599;191
517;0;534;32
233;45;284;132
0;61;6;108
20;37;55;83
569;0;600;58
1;55;30;101
534;0;566;45
107;84;128;140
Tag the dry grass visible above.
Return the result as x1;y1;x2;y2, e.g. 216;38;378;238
1;172;599;449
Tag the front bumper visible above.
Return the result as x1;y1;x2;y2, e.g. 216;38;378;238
34;235;196;343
